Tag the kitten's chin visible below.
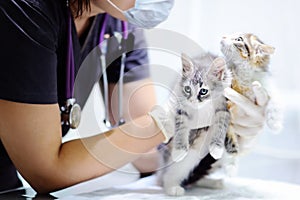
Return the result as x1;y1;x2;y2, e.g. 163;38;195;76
187;101;201;109
187;101;197;106
220;44;232;59
220;39;227;48
220;41;226;53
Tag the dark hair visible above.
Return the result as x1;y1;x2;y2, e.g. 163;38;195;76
70;0;91;17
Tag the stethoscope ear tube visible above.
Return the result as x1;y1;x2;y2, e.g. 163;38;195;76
98;18;131;129
99;36;112;128
61;9;82;130
100;30;133;129
61;11;131;130
115;32;126;126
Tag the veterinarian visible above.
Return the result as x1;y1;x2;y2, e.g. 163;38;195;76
0;0;268;194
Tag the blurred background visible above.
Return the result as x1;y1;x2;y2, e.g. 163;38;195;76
149;0;300;185
18;0;300;194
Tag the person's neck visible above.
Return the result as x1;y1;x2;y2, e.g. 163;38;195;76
71;4;105;37
74;16;92;37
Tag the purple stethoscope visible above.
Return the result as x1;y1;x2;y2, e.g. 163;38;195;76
60;10;128;129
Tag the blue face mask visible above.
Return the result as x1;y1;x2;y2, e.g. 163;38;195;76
108;0;175;29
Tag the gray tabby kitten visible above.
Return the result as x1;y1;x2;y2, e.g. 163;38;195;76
158;53;232;196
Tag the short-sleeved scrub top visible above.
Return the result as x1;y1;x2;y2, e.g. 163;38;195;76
0;0;149;191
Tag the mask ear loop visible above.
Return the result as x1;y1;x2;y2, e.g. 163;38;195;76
105;0;131;22
106;0;126;12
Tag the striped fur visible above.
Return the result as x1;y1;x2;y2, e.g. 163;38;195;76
158;53;232;196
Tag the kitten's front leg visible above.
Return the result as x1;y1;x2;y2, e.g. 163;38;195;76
171;108;190;162
225;124;239;154
209;101;231;159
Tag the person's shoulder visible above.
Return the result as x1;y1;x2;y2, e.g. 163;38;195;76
0;0;66;50
0;0;65;30
24;0;65;27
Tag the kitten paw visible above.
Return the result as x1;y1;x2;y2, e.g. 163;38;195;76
265;104;283;132
165;186;185;196
267;118;282;132
225;135;239;155
209;144;224;159
171;149;188;162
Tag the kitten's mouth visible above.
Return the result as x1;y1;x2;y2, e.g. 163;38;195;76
220;41;235;61
189;99;201;104
190;99;203;104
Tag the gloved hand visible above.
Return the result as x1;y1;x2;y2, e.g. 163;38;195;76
224;81;269;153
148;104;175;143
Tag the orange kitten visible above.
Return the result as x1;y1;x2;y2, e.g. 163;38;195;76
221;33;282;154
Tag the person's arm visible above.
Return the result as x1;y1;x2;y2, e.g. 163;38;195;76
108;79;160;173
0;100;164;194
104;23;160;173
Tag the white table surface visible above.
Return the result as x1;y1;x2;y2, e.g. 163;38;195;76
52;174;300;200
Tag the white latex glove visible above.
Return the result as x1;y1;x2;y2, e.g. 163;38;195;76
148;104;175;143
224;81;269;152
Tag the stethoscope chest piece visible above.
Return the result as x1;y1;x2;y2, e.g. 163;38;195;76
61;98;81;129
69;102;81;129
62;12;130;130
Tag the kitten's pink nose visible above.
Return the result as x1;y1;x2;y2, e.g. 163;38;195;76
222;36;227;39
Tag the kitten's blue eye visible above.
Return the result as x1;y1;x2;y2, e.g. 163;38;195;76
199;88;208;95
236;37;243;42
184;86;191;93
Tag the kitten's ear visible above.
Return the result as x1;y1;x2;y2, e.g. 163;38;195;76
181;53;194;77
210;57;227;81
256;44;275;55
258;44;275;55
